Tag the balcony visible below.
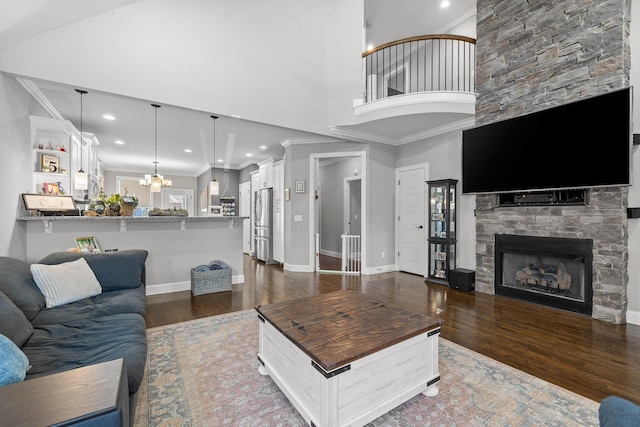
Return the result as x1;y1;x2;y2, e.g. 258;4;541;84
332;34;477;144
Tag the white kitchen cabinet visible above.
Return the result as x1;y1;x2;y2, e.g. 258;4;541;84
273;159;284;205
258;158;273;189
273;204;284;263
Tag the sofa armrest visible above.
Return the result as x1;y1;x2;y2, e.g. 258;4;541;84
38;250;149;292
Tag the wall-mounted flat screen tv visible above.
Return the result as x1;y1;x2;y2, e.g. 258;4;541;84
462;87;631;194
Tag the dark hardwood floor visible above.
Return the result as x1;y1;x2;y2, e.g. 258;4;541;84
145;254;640;405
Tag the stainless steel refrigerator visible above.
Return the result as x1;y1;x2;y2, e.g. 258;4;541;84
254;187;276;263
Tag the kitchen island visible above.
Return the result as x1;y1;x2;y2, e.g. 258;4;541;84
17;215;247;295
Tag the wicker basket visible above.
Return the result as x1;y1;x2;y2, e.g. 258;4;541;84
190;261;232;295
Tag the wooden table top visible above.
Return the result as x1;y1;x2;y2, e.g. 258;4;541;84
255;290;442;372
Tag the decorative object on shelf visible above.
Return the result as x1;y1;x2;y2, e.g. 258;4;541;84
140;104;171;192
42;182;59;195
132;206;149;217
41;154;59;173
209;205;223;217
74;89;89;191
86;191;107;216
209;115;219;196
120;189;138;216
104;193;121;216
74;236;101;253
148;207;188;216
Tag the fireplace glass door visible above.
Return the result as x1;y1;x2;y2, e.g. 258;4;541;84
495;234;593;315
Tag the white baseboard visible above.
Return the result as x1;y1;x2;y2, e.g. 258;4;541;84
626;309;640;325
319;249;341;258
362;264;396;275
283;263;315;272
145;275;245;296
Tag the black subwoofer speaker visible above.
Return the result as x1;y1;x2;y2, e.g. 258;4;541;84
449;268;475;291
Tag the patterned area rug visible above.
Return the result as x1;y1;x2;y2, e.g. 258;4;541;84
134;309;599;426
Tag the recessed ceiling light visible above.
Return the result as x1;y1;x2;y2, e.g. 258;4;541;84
114;140;125;145
184;149;192;153
246;153;252;157
440;0;450;8
259;145;267;150
102;114;116;120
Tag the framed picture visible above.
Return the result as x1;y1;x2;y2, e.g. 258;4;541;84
200;186;208;213
75;236;101;253
41;154;59;173
209;205;223;217
295;180;305;193
22;194;76;211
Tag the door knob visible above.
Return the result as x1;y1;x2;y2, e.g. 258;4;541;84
418;225;424;229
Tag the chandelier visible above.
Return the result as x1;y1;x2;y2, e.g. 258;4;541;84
140;104;171;192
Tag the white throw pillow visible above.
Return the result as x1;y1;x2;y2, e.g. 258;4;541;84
30;258;102;308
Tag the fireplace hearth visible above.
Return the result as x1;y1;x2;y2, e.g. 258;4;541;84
495;234;593;315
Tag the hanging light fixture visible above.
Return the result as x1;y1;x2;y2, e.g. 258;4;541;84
140;104;171;192
74;89;89;191
209;115;219;196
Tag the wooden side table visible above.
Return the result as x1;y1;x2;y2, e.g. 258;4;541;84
0;358;129;426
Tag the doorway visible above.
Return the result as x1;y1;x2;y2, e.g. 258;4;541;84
310;152;366;273
161;188;194;216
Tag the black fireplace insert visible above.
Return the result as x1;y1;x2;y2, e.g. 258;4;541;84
495;234;593;315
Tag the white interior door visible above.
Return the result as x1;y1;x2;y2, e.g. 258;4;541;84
397;165;427;275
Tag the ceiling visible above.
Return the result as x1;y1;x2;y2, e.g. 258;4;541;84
2;0;476;177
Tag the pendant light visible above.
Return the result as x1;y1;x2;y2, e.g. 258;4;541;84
74;89;88;191
209;115;219;196
140;103;171;192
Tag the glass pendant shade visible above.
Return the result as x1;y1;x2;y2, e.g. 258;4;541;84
210;115;219;196
209;179;219;196
74;89;88;191
140;104;171;192
74;171;88;190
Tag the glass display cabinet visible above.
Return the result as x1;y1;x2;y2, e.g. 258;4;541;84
427;179;457;283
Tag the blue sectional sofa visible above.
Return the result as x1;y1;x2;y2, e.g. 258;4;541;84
0;249;149;425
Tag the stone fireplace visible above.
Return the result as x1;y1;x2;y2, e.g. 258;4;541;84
494;234;593;316
474;187;628;324
472;0;630;324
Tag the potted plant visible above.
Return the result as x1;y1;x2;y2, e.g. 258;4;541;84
120;188;138;216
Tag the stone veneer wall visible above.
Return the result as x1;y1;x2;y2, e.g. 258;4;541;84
473;0;631;323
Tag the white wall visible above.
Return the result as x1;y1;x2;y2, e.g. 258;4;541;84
395;130;475;270
0;0;362;137
625;0;640;321
0;74;32;259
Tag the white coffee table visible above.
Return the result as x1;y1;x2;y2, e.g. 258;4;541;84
256;290;441;427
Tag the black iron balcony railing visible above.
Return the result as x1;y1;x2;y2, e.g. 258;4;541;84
363;34;476;102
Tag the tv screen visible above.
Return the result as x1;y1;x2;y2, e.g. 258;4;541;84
462;87;631;194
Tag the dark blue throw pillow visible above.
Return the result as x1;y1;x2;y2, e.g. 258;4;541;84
0;290;34;347
39;250;148;292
